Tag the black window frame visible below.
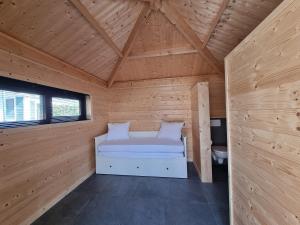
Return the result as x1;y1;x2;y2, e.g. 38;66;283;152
0;76;89;129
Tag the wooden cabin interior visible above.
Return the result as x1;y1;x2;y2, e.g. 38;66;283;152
0;0;299;224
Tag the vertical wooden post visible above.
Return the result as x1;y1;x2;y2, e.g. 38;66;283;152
191;82;213;183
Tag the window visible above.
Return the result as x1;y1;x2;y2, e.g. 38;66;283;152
5;98;15;121
0;90;43;123
0;76;89;128
52;98;80;117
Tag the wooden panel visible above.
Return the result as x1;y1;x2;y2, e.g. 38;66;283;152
191;82;213;182
80;0;145;50
107;5;152;87
0;0;118;80
169;0;225;44
0;42;109;224
109;75;226;161
130;10;194;56
0;32;106;87
225;0;300;224
115;53;215;81
191;83;201;172
161;1;224;74
207;0;282;63
198;82;212;183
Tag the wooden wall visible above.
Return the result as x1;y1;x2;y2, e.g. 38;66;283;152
0;39;109;224
225;0;300;224
109;75;226;161
191;82;212;182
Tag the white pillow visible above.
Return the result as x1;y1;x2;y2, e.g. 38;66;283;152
106;122;130;141
157;121;184;141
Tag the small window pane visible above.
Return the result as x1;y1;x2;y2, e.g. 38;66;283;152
52;97;80;117
0;90;44;122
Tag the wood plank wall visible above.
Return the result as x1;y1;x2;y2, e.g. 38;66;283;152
225;0;300;224
109;75;226;161
0;47;109;224
191;82;213;182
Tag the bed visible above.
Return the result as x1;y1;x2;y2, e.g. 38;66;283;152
95;131;188;178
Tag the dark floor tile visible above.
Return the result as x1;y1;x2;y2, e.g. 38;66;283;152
209;203;230;225
33;163;229;225
74;195;132;225
165;199;217;225
76;174;137;197
128;197;166;225
202;182;229;204
33;191;92;225
168;179;207;203
131;176;171;200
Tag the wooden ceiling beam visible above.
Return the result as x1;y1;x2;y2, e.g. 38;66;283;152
138;0;161;10
69;0;123;57
128;47;197;60
107;5;152;87
161;0;224;74
0;32;107;86
202;0;229;48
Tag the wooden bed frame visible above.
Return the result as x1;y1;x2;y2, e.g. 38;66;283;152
94;131;188;178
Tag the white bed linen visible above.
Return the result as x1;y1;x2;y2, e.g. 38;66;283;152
98;137;184;154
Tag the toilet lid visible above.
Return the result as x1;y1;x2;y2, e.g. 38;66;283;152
212;146;227;152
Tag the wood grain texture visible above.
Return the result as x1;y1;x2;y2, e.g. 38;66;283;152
0;0;118;80
225;0;300;224
169;0;225;43
161;0;224;74
191;82;212;182
107;5;152;87
114;9;216;82
0;43;110;225
0;0;281;82
0;32;106;87
207;0;283;63
115;53;215;82
129;10;194;56
69;0;123;57
109;75;226;161
80;0;146;50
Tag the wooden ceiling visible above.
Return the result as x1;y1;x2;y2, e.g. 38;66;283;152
0;0;283;86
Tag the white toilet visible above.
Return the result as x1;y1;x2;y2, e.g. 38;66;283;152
212;146;228;164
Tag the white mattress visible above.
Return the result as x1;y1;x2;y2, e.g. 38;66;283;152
97;137;184;158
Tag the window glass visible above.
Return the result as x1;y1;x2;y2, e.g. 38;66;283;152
0;76;88;128
0;90;43;122
52;97;80;117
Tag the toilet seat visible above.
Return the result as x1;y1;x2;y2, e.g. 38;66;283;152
212;146;227;164
212;146;227;158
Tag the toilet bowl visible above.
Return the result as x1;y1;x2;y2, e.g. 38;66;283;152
212;146;228;164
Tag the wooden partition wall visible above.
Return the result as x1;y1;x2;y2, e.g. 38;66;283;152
109;75;226;161
225;0;300;224
0;36;109;225
191;82;212;182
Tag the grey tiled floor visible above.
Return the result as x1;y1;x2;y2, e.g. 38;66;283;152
33;163;229;225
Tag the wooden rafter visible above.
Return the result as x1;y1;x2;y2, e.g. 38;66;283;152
69;0;123;57
202;0;229;48
107;5;152;87
0;32;107;86
128;47;197;60
138;0;161;10
161;0;224;74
